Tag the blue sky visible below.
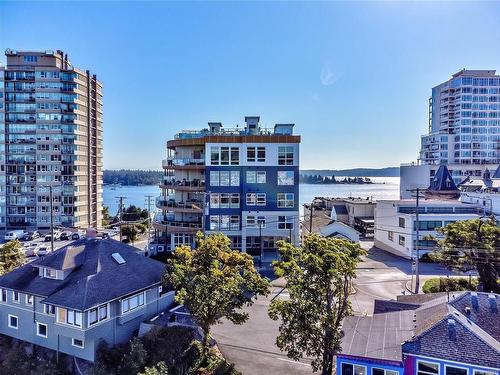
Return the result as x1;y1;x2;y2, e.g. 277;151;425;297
1;1;499;170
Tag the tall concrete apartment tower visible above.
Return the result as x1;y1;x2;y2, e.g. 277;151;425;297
151;116;300;255
0;49;103;230
400;69;500;198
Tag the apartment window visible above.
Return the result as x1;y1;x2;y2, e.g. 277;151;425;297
23;55;38;63
230;194;240;208
399;235;405;247
44;268;58;279
445;367;467;375
210;171;240;186
278;146;294;165
341;363;366;375
231;148;239;165
278;216;294;230
473;371;495;375
220;193;230;208
246;193;266;206
210;193;220;208
398;217;405;228
211;147;219;165
230;171;240;186
210;170;220;186
247;147;256;162
0;289;6;302
36;322;48;338
72;338;84;348
12;291;19;303
417;361;439;375
221;147;230;165
277;171;294;185
210;193;240;209
247;216;266;228
372;369;399;375
211;146;239;165
210;216;219;230
277;193;294;208
8;315;18;329
26;294;33;305
89;304;108;326
230;216;239;230
121;292;145;314
246;171;266;184
247;147;265;162
388;231;394;241
56;307;82;328
220;171;230;186
44;304;55;315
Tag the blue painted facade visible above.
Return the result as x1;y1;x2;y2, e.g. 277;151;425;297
337;355;404;375
403;355;499;375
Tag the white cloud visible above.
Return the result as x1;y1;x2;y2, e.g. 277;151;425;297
320;64;341;86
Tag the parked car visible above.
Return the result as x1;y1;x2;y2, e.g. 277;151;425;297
4;230;28;241
71;232;83;240
44;231;61;242
23;243;38;257
59;232;70;241
23;230;41;241
35;245;50;257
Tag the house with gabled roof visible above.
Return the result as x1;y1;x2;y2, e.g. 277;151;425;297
0;235;175;362
337;292;500;375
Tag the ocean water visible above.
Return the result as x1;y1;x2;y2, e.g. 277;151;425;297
103;177;400;215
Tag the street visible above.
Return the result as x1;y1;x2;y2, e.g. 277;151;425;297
212;239;454;375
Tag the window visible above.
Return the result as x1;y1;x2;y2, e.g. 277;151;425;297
445;367;467;375
121;292;145;314
247;216;266;228
210;171;239;186
399;235;405;247
474;371;495;375
340;364;367;375
247;193;266;206
221;147;230;165
23;55;38;63
89;304;108;326
277;171;294;185
210;216;240;230
230;194;240;208
231;148;239;165
44;304;55;315
210;193;220;208
230;171;240;186
211;147;219;165
398;217;405;228
373;369;399;375
12;291;19;303
8;315;18;329
278;146;294;165
0;289;6;302
26;294;33;305
56;307;82;328
210;170;219;186
44;268;57;279
278;216;294;230
257;147;265;162
247;147;255;162
256;193;266;206
37;322;48;338
417;361;439;375
246;171;266;184
277;193;294;208
246;146;265;162
72;338;84;348
388;231;394;241
211;146;239;165
210;216;219;230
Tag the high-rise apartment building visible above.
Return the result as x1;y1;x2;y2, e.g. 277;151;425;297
152;116;300;255
401;69;500;198
0;49;103;230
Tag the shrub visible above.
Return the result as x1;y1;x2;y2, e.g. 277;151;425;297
422;277;479;293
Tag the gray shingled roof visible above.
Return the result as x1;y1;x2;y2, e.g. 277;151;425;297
0;238;168;310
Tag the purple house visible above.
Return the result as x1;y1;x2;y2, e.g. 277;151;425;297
337;292;500;375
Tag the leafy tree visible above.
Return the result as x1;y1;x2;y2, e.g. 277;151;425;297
139;362;170;375
102;206;111;227
163;232;269;361
268;234;365;375
121;225;138;243
117;336;148;375
430;218;500;292
0;240;25;275
2;344;33;374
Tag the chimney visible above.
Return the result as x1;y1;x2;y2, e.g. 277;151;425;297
447;319;457;341
86;228;97;239
471;292;479;310
488;294;498;313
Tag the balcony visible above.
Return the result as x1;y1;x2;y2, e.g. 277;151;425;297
156;198;204;213
160;178;205;191
153;218;203;233
162;158;205;170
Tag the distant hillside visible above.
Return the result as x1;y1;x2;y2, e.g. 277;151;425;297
104;169;162;186
300;167;400;177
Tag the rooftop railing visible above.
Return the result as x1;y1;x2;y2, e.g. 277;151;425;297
175;127;275;140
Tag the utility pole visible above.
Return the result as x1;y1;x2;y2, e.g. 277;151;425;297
49;185;54;253
259;221;263;269
308;201;314;233
144;195;155;254
116;196;126;242
407;188;424;294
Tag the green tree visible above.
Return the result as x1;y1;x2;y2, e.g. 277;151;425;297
163;232;269;361
139;362;170;375
430;218;500;292
2;344;33;374
121;225;138;243
268;234;365;375
117;337;147;375
102;206;111;227
0;240;25;275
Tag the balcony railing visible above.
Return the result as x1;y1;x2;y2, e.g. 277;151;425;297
156;198;204;210
161;179;205;189
174;127;274;140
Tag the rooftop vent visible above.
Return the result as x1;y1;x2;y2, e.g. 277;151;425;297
465;306;471;315
447;318;457;341
112;253;126;265
488;294;498;313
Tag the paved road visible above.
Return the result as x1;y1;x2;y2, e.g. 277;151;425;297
212;240;455;374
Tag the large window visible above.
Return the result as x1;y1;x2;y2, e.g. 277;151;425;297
277;171;294;185
246;171;266;184
246;193;266;206
417;361;439;375
445;366;467;375
278;216;294;230
210;193;239;209
372;369;398;375
246;215;266;228
278;146;294;165
210;215;240;230
277;193;294;208
210;171;239;186
57;307;82;328
211;146;239;165
415;220;443;231
122;292;145;314
37;322;48;338
247;147;266;162
341;363;366;375
89;304;108;326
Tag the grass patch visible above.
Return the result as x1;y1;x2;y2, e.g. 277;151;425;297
422;277;479;294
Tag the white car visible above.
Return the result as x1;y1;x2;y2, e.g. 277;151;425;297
35;245;51;257
4;230;28;241
23;243;38;257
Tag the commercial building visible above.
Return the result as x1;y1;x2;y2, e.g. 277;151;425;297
401;69;500;198
0;235;174;362
337;292;500;375
0;49;103;230
459;164;500;217
152;116;300;255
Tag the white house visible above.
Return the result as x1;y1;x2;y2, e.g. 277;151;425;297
374;199;480;259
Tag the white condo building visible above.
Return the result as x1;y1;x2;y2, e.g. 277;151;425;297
401;69;500;198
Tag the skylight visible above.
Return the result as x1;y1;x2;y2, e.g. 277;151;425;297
111;253;126;265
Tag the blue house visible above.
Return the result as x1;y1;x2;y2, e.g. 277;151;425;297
0;236;175;362
337;292;500;375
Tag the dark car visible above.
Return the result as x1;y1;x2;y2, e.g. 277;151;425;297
71;232;82;240
23;231;41;241
59;232;70;241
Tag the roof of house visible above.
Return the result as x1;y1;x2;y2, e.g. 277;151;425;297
493;165;500;179
0;238;167;310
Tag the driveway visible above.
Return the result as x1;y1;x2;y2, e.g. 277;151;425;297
212;240;454;374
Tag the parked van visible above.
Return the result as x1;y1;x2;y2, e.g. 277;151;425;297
4;230;28;241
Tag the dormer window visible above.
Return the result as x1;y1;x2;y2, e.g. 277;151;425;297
44;268;58;279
